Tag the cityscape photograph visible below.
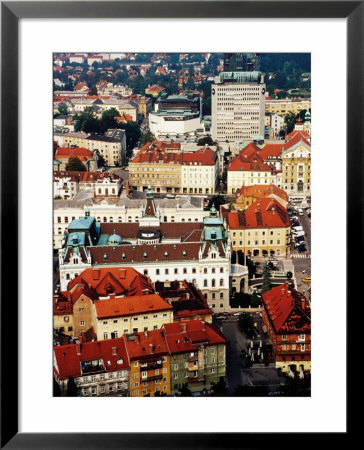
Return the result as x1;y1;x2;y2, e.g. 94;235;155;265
52;52;311;398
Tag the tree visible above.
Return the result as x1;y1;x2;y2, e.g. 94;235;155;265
66;376;78;397
206;195;226;211
58;104;68;116
66;156;87;172
284;111;298;134
117;121;142;151
197;136;217;146
250;290;261;307
261;262;272;293
238;313;253;333
141;130;156;145
101;108;119;132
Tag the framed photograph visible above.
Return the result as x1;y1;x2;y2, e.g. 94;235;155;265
1;1;359;448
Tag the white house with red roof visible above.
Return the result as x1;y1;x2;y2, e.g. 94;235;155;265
227;142;278;194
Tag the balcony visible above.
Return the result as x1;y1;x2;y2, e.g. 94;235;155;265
188;377;199;383
142;374;163;383
188;355;198;362
139;362;163;372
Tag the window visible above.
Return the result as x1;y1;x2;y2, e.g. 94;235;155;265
103;320;108;325
282;335;287;341
108;384;114;392
103;332;108;339
220;267;224;273
165;268;169;275
220;279;224;286
300;344;305;351
80;321;85;327
174;363;178;370
173;373;178;380
100;385;105;394
156;268;160;275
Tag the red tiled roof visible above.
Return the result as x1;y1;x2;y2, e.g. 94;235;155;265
67;267;153;297
228;197;290;229
228;142;272;172
235;185;288;203
55;147;94;158
162;320;227;355
123;329;169;361
94;293;172;319
54;338;129;379
258;144;283;159
261;283;310;333
53;293;73;315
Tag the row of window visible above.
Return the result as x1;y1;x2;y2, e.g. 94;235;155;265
232;239;282;246
81;382;126;396
78;371;127;384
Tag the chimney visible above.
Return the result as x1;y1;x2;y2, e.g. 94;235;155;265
93;269;100;280
125;180;130;195
181;322;187;333
119;269;126;279
112;346;117;356
301;299;306;310
144;327;148;338
76;343;81;355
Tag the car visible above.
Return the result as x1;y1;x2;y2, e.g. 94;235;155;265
291;221;300;227
233;312;243;316
216;315;227;320
270;265;279;271
302;276;311;284
297;245;307;253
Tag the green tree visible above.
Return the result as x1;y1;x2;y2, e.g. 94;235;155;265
65;156;87;172
81;117;103;134
117;121;142;152
284;111;298;134
197;136;217;146
250;291;261;307
141;130;156;145
261;262;272;293
101;108;119;132
58;104;68;115
66;376;78;397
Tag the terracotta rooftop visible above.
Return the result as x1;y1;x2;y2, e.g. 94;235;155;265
54;338;129;379
227;197;290;229
94;293;172;319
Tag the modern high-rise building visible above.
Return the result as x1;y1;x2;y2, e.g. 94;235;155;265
211;71;266;143
211;53;266;143
223;53;260;72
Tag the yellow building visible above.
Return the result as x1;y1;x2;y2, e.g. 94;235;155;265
281;133;311;205
124;329;171;397
265;98;311;116
232;184;289;211
93;293;173;341
227;197;291;257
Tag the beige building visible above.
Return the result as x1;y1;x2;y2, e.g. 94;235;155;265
226;197;291;257
281;134;311;205
129;141;218;194
93;293;173;340
265;98;311;116
211;71;266;143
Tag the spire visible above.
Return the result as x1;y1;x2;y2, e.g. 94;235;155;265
143;186;157;217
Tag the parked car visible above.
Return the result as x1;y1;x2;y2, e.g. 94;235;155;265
297;245;307;252
302;276;311;284
233;312;243;316
291;220;300;227
216;315;228;320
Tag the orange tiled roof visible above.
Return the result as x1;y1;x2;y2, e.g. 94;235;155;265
261;283;310;333
94;293;172;319
228;197;290;229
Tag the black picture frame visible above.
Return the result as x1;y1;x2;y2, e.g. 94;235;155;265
1;1;359;448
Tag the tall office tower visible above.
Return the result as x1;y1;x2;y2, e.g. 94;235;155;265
223;53;260;72
211;69;266;143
